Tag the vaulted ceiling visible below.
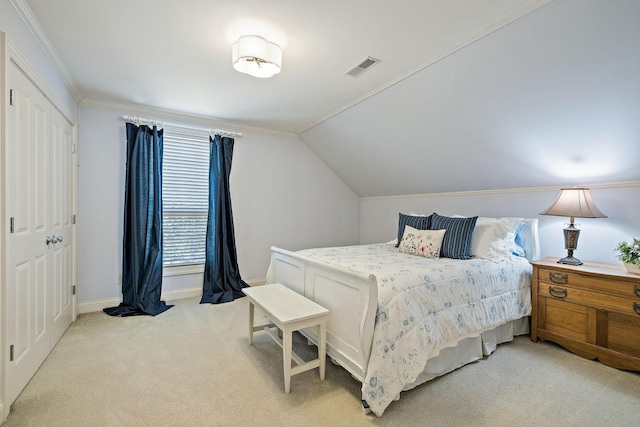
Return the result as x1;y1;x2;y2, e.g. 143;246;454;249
24;0;545;133
299;0;640;196
21;0;640;197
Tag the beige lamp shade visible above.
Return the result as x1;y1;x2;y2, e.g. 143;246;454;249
540;187;607;222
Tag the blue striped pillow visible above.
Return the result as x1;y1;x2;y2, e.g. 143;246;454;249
429;213;478;259
396;213;431;248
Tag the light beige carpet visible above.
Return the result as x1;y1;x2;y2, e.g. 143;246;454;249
3;296;639;427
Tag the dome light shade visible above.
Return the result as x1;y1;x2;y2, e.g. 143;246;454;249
232;35;282;78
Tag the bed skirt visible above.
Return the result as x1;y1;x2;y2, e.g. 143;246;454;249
401;316;530;392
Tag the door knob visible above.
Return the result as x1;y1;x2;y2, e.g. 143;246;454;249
45;234;63;245
46;235;63;244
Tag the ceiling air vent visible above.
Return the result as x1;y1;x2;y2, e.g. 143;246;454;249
345;56;379;77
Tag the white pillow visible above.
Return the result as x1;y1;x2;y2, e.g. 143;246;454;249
499;217;527;257
398;226;446;259
471;217;524;260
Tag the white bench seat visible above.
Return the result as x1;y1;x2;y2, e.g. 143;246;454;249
242;283;329;393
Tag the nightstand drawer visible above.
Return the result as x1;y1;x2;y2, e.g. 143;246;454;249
538;267;640;299
539;282;640;317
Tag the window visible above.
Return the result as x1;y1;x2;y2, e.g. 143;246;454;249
162;130;210;268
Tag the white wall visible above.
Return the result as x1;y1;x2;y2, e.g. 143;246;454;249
360;184;640;265
76;104;360;307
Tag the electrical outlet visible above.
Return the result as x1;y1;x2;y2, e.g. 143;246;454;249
117;273;122;284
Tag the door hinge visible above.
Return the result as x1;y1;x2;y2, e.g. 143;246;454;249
71;143;76;153
10;217;15;233
9;89;14;106
72;214;76;224
72;285;76;295
10;344;14;362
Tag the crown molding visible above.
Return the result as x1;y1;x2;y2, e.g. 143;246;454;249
360;181;640;202
7;41;76;124
80;97;299;139
10;0;81;101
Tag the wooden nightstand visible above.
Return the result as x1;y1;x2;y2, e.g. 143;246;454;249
531;257;640;371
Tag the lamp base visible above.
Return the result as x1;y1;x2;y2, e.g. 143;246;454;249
558;223;582;265
558;255;582;266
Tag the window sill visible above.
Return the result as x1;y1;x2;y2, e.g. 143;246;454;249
163;264;204;277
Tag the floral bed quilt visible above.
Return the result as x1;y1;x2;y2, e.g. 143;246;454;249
296;243;532;416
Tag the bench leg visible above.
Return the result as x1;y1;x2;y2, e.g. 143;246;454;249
283;329;292;393
319;322;326;381
248;301;254;345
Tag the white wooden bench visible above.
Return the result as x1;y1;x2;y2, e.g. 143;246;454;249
242;283;329;393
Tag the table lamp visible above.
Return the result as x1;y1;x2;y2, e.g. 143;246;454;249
540;187;607;265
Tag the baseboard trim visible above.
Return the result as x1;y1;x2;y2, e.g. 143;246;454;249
78;297;120;314
78;288;201;314
78;278;266;314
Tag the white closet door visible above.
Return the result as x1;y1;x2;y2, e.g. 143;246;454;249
50;107;74;345
5;62;74;407
6;62;52;406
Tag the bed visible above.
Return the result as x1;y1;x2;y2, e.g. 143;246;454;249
265;214;539;416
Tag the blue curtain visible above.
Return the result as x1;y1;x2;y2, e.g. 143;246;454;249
104;123;172;316
201;135;248;304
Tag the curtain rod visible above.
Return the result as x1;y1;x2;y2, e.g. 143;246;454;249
121;115;242;138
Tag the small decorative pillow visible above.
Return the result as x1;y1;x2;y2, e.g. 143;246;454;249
395;212;431;248
398;226;446;258
430;213;478;259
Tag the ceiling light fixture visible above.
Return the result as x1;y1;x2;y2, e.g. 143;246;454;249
232;35;282;78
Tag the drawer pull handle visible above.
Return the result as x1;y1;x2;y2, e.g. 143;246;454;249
549;272;568;285
634;302;640;316
634;285;640;298
549;286;568;299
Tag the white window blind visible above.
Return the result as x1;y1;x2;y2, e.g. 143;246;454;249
162;131;210;267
